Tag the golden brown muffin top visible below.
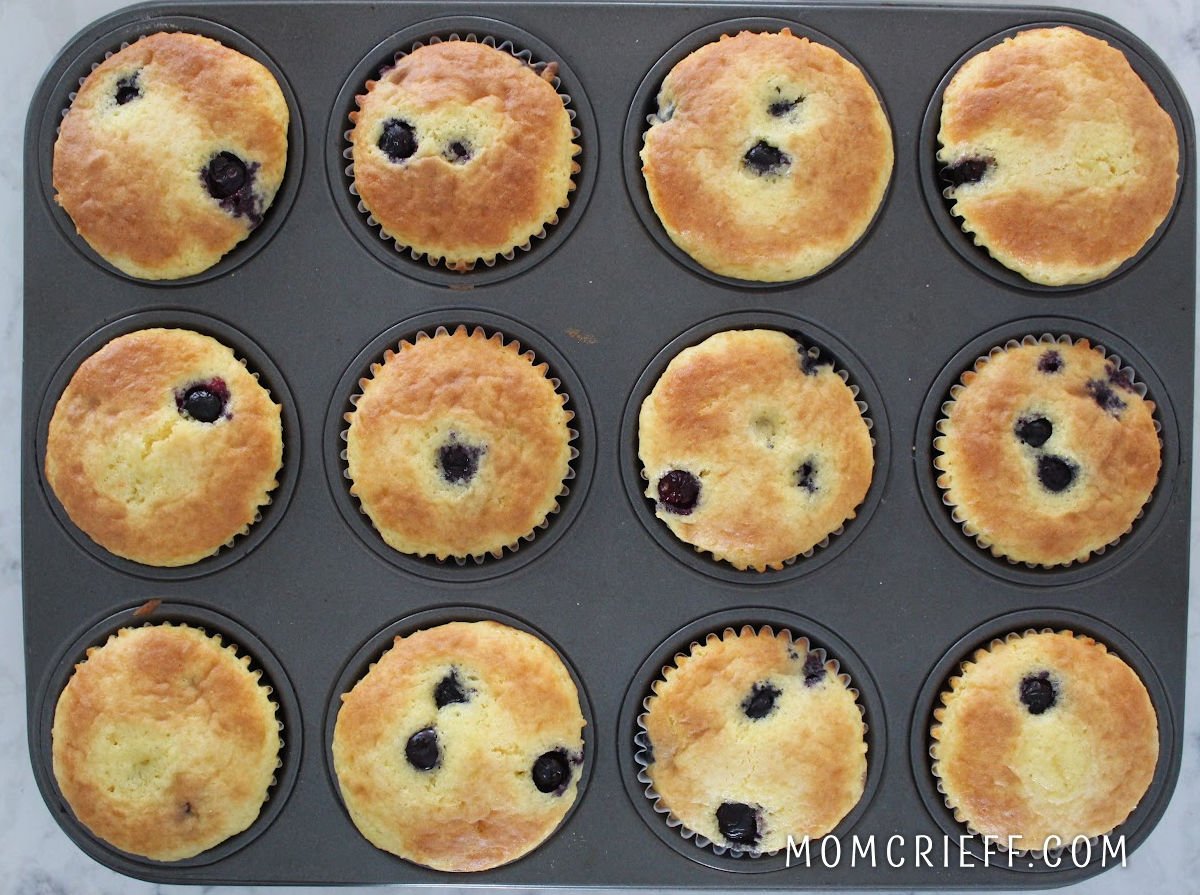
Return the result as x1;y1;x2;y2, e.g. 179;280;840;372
350;40;577;269
44;328;283;567
932;630;1158;846
642;626;866;852
344;326;572;561
333;621;585;871
52;624;280;861
639;329;873;570
52;32;289;280
640;29;892;281
938;27;1179;286
935;340;1160;566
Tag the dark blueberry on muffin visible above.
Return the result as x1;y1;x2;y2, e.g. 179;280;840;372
435;669;470;708
378;118;418;162
795;461;818;493
444;141;472;163
202;152;263;224
743;140;789;175
532;749;572;794
741;682;781;719
768;96;801;117
438;440;484;485
716;801;761;845
114;72;141;105
405;727;441;771
1038;350;1064;374
941;156;992;187
1015;416;1052;448
177;378;230;423
657;469;700;514
1037;454;1076;493
803;652;827;687
1087;379;1127;415
1019;671;1057;715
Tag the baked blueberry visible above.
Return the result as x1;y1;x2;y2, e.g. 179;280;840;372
741;682;781;720
1086;379;1127;415
439;441;483;485
1037;350;1064;374
768;97;801;117
114;72;141;105
203;151;247;200
795;461;818;493
657;469;700;514
378;118;417;162
743;140;789;175
1037;455;1076;493
405;727;440;771
941;155;993;187
445;141;472;163
1018;671;1057;715
716;801;760;846
176;378;229;423
532;749;571;794
1106;363;1135;392
1015;416;1053;448
798;351;828;376
434;669;470;708
803;652;826;687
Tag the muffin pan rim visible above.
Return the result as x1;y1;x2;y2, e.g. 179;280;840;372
917;18;1189;294
621;15;897;290
616;606;887;874
323;14;600;288
33;307;303;581
34;13;307;286
320;603;596;871
323;308;596;582
912;315;1181;587
906;607;1177;875
619;309;892;584
29;600;304;874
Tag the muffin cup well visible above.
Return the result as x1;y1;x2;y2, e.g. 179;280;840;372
933;333;1162;569
332;17;596;285
618;609;885;874
42;16;303;286
622;17;894;289
634;624;867;859
322;604;594;869
918;21;1186;293
911;609;1175;874
621;312;887;583
326;310;594;581
35;310;300;581
32;601;301;871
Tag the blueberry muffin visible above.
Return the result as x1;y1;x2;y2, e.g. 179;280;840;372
344;326;572;561
638;329;872;570
44;328;283;567
641;626;866;852
640;29;892;281
52;623;281;861
333;621;586;871
53;32;289;280
934;340;1160;566
938;27;1179;286
349;40;577;270
932;630;1158;847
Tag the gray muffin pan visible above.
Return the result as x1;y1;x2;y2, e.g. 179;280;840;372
22;0;1194;888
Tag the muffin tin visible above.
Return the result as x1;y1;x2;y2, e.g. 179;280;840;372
22;1;1193;888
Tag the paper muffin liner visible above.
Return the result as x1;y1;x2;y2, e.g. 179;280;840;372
639;336;875;571
46;327;285;568
633;624;868;858
58;620;286;856
928;627;1135;860
343;32;582;272
340;324;578;564
933;333;1161;568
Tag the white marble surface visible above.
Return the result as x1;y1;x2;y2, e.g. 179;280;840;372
3;0;1198;893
